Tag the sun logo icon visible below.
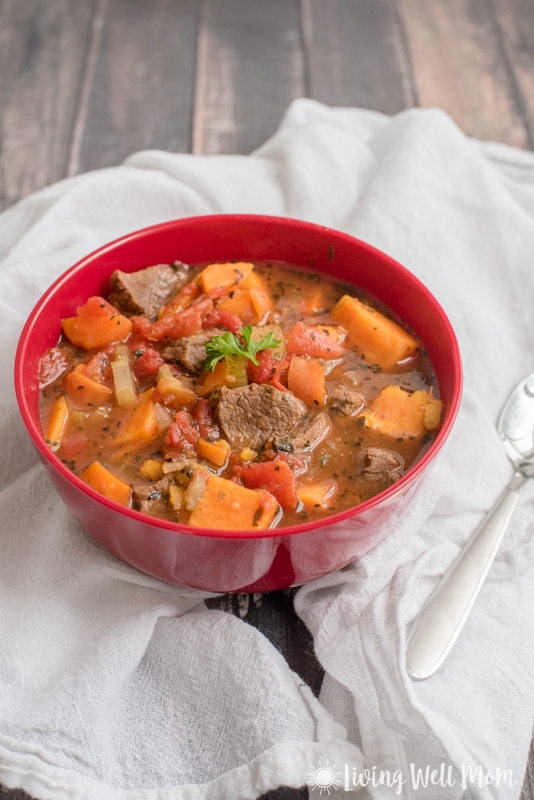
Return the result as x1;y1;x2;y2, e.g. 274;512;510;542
307;760;342;794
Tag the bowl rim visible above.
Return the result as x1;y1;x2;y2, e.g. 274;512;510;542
14;213;463;540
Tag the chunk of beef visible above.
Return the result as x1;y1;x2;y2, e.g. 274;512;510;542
131;477;170;514
330;384;364;416
163;329;224;373
275;411;331;454
109;264;186;318
216;384;307;450
362;448;401;481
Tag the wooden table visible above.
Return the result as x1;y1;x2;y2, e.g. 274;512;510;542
1;1;532;798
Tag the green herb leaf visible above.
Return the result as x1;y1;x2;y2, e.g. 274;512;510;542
205;324;282;371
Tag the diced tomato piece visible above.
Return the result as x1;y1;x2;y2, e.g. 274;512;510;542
260;445;308;476
286;321;344;359
191;399;219;439
206;285;232;302
84;347;113;382
269;359;289;391
247;351;288;391
164;425;183;450
39;347;71;387
165;410;200;450
128;334;150;350
202;308;242;333
78;296;119;317
282;451;310;477
247;349;275;384
234;457;298;510
160;281;200;318
131;347;165;380
60;431;89;462
132;296;214;343
131;316;152;337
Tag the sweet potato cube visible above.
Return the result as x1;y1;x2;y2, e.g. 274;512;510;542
297;479;338;510
80;461;131;507
361;385;442;439
115;389;158;444
198;359;235;396
197;438;232;467
331;295;419;369
287;356;325;407
299;286;330;316
217;290;255;324
239;271;269;291
249;286;275;324
152;376;196;408
139;458;164;481
217;272;275;325
197;262;254;294
63;364;113;406
46;395;70;445
188;476;279;530
62;297;133;350
311;324;347;346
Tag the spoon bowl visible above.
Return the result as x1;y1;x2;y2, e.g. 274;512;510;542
499;373;534;465
406;370;534;679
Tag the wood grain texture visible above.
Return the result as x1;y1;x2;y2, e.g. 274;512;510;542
398;0;531;148
1;2;534;799
206;589;324;697
492;0;534;148
302;0;416;112
71;0;199;174
192;0;305;155
0;0;95;210
521;733;534;800
0;786;309;800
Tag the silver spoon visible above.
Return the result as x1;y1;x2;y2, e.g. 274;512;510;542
406;371;534;680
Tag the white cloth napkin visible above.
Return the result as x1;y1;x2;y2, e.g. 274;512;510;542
0;99;533;800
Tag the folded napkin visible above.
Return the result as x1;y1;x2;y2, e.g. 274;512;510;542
0;99;533;800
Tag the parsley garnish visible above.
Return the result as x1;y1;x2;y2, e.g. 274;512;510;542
205;324;282;371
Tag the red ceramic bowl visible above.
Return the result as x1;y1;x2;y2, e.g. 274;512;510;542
15;215;462;593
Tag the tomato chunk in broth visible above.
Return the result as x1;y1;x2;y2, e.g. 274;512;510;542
39;260;442;530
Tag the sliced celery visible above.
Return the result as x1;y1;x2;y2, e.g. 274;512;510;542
225;354;249;387
111;345;138;408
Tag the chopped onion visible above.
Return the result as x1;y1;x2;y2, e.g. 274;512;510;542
168;484;185;512
156;363;174;382
184;471;207;510
161;459;199;484
111;346;138;408
153;402;172;433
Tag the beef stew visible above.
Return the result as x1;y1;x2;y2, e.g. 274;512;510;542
39;260;442;531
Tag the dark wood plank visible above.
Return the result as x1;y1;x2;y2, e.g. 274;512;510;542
0;0;96;211
521;733;534;800
71;0;199;175
398;0;531;148
492;0;534;149
206;589;324;697
302;0;416;112
0;785;309;800
259;788;308;800
192;0;305;155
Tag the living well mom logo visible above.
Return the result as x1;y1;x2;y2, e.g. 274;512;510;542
306;760;518;795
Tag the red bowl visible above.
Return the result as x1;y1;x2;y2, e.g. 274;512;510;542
14;215;462;592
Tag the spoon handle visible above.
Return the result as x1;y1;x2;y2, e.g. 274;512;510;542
406;470;527;680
